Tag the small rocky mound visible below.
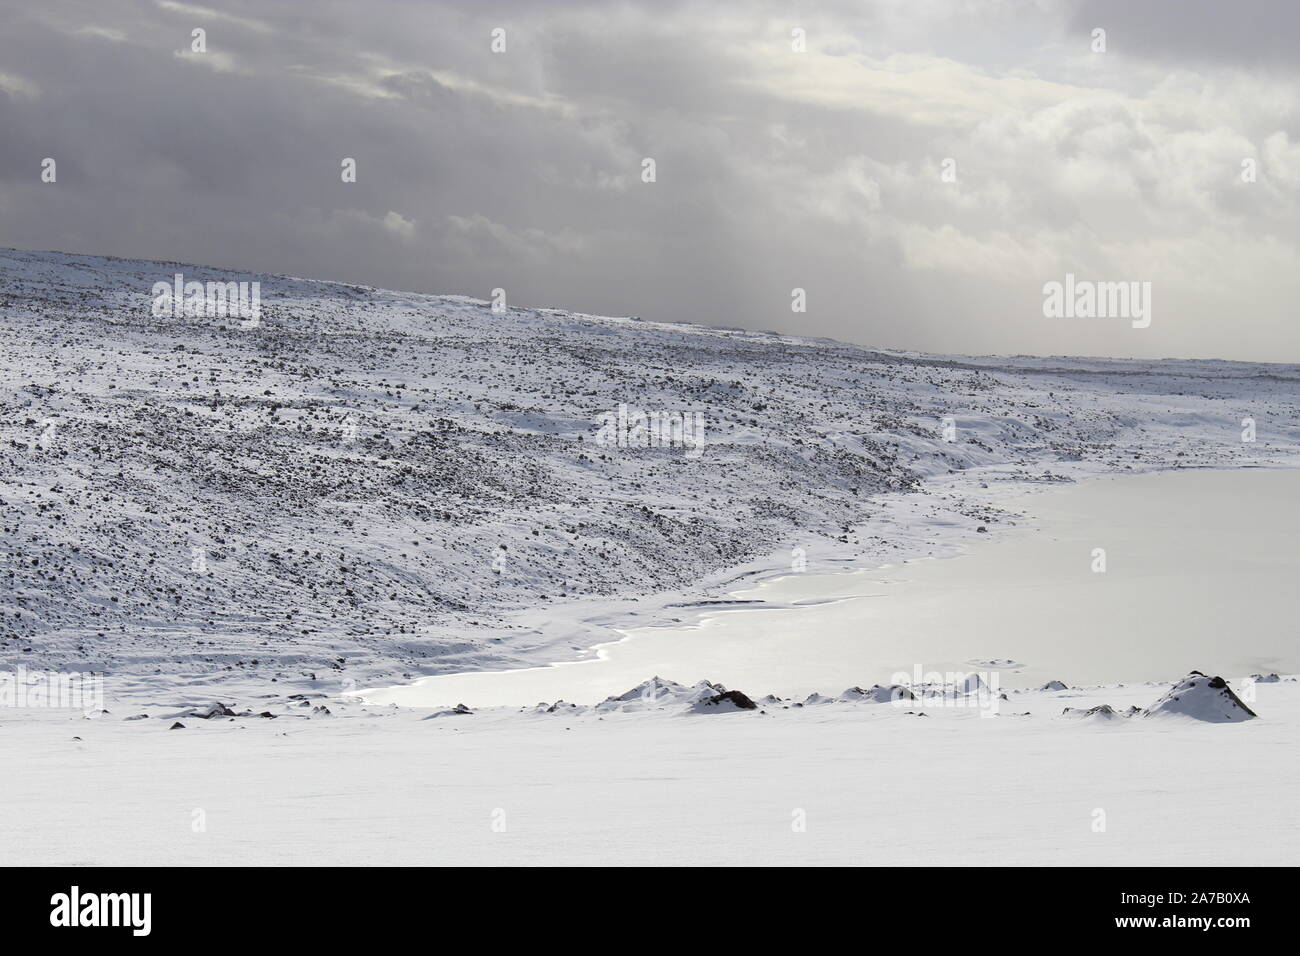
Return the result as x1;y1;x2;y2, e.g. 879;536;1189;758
193;701;236;719
797;692;836;707
537;700;580;714
1061;703;1125;721
599;676;687;709
422;702;473;719
692;689;758;713
841;684;916;703
594;678;758;714
1039;680;1069;691
1144;672;1257;723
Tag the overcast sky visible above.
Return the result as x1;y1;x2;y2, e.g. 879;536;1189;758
2;0;1297;362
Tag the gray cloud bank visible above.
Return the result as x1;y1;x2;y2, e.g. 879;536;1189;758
1;0;1297;361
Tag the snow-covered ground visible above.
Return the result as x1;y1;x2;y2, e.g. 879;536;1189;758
4;247;1300;865
366;468;1300;705
6;246;1300;690
1;670;1292;866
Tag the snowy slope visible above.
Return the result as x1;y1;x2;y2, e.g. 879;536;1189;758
4;246;1300;690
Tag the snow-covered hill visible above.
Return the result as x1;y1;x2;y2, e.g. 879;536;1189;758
4;247;1300;686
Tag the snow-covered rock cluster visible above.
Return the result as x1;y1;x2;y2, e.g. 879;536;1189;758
56;671;1276;731
524;676;759;716
1143;672;1258;722
1060;671;1259;723
426;672;1267;723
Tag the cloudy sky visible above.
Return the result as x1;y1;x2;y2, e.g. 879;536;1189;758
2;0;1297;361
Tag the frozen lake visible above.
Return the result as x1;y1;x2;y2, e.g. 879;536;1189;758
366;468;1300;707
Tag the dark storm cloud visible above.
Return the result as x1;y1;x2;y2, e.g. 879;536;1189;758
0;0;1297;361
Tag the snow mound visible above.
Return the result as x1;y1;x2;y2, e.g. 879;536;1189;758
535;700;581;714
840;684;916;703
798;693;836;707
599;676;689;709
1144;672;1258;723
1061;703;1126;722
192;701;236;719
422;703;473;718
593;678;757;714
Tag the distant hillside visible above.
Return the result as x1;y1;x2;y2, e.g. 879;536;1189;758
3;247;1299;685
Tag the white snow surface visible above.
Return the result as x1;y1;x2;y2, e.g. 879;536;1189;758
1;670;1295;865
4;248;1300;866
